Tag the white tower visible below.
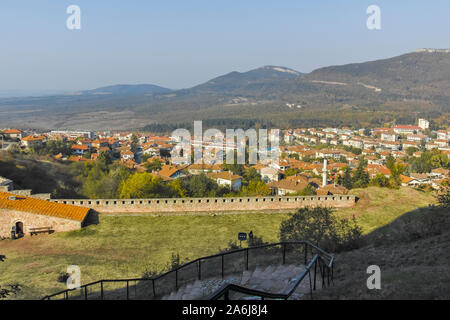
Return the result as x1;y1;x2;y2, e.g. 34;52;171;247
322;158;328;187
418;118;429;130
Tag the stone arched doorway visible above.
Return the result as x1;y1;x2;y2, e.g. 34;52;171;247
15;221;24;238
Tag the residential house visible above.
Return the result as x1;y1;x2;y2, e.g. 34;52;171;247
437;130;448;140
71;144;90;156
121;150;135;161
393;125;422;135
158;164;188;180
207;171;242;191
400;175;417;187
379;141;401;151
367;164;391;179
186;163;222;175
406;134;428;142
434;140;449;148
260;167;280;183
429;168;449;179
381;131;397;142
2;129;23;139
268;179;311;196
410;173;431;184
21;135;45;148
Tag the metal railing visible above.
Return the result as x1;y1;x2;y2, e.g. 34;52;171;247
42;241;334;300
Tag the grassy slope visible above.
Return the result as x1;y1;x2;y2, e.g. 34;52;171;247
0;153;80;197
314;204;450;300
313;187;449;300
342;187;436;234
0;187;436;299
0;213;289;299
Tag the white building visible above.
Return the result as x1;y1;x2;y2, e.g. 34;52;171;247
381;132;397;142
418;119;430;130
207;172;242;191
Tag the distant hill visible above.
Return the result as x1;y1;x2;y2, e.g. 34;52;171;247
68;84;172;96
189;66;302;93
0;50;449;130
303;50;450;97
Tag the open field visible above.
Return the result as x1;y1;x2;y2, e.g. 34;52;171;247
0;187;436;299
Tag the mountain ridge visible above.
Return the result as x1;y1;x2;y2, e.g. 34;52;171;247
0;50;449;130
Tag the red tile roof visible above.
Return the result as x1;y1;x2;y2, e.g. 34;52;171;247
0;192;90;222
2;129;22;134
22;135;45;141
71;144;89;150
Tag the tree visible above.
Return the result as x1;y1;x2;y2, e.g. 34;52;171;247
73;160;131;199
181;173;225;197
388;163;405;188
223;163;245;176
168;179;187;197
97;151;112;168
409;150;449;173
243;167;262;184
370;173;390;188
343;167;353;189
437;189;450;209
141;153;151;163
352;158;369;188
31;140;73;156
239;180;271;196
296;184;316;196
279;207;362;252
284;168;299;177
334;173;343;185
385;154;395;171
130;134;139;153
406;147;418;156
430;152;449;169
119;172;175;198
145;158;163;173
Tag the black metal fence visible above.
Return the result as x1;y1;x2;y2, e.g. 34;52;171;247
42;241;334;300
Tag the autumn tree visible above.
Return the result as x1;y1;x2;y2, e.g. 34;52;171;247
119;172;176;198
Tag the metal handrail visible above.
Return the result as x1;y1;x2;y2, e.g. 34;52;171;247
42;240;334;300
208;254;319;300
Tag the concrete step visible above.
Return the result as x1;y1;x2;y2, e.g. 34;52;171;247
262;265;276;277
240;270;252;285
250;267;264;279
159;263;309;300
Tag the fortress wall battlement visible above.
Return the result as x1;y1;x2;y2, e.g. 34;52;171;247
50;195;356;213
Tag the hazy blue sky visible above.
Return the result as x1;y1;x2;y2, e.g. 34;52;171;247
0;0;449;94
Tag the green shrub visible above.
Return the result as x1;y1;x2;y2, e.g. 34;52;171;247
279;206;363;252
437;189;450;208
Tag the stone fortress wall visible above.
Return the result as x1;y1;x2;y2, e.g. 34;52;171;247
50;195;357;213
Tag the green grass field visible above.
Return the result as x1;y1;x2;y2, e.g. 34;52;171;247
343;187;436;234
0;187;436;299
